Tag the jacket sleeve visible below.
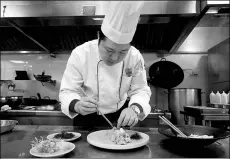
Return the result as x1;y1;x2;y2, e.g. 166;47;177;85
128;53;151;121
59;49;83;119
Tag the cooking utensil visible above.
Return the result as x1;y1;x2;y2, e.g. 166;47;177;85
1;120;18;134
97;109;114;128
0;96;23;109
148;58;184;89
34;71;52;82
166;88;203;125
158;125;230;146
22;96;39;106
80;88;115;128
159;116;187;137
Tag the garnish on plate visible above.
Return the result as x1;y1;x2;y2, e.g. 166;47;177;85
31;136;61;153
53;131;75;139
130;132;142;140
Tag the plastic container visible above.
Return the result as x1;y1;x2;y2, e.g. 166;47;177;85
216;91;221;104
221;91;228;104
210;91;215;104
227;92;229;104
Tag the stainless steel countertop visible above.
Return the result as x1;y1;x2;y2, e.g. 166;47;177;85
1;125;229;158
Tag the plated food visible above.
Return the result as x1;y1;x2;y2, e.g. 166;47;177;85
106;127;142;145
178;134;214;139
87;128;149;150
47;131;81;142
30;136;75;158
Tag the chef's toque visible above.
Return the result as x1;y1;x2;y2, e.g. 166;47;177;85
101;1;144;44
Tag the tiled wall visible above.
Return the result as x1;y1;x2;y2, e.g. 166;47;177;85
1;52;209;110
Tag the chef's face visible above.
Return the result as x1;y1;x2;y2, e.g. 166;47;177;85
98;37;130;66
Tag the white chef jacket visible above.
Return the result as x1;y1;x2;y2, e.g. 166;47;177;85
59;39;151;121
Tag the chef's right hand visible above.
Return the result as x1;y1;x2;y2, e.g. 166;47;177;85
74;97;99;116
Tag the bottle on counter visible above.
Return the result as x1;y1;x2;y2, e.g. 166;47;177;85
221;91;228;105
216;91;221;104
227;92;230;104
210;91;215;104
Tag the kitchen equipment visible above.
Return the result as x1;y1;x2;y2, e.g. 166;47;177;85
15;70;29;80
167;88;203;125
37;93;59;105
0;96;23;109
159;116;187;137
184;106;229;115
208;103;230;109
34;71;52;82
1;120;18;134
148;58;184;89
158;125;230;146
22;96;39;106
97;109;114;128
79;88;115;128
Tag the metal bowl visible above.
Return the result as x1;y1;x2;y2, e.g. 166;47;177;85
158;125;230;146
0;120;18;134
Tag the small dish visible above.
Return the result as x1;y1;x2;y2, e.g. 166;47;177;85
47;132;81;142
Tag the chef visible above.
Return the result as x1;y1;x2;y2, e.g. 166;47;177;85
59;1;151;128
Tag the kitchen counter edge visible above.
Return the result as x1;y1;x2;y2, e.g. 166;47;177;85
0;110;170;118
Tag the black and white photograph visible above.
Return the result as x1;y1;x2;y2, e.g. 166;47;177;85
0;1;229;158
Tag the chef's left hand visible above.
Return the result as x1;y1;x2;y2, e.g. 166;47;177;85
117;107;138;128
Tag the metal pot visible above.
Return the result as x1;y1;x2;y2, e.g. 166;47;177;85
166;88;203;125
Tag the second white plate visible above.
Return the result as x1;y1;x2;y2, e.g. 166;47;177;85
30;141;75;158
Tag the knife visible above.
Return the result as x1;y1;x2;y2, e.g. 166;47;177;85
79;88;115;128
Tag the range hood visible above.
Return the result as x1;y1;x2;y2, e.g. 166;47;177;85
0;1;207;54
176;0;229;53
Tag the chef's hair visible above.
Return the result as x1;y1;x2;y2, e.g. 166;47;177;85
97;29;106;45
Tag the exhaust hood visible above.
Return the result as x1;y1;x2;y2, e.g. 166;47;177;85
176;0;229;53
0;1;202;54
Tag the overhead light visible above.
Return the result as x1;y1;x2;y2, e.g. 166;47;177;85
10;60;25;64
92;18;104;21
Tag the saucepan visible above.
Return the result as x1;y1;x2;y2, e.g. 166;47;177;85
36;93;59;105
34;71;52;82
158;125;230;146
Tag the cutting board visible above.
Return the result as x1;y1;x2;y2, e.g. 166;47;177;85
184;106;229;115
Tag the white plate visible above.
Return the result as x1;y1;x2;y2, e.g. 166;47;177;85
30;141;75;158
47;132;81;142
87;130;149;150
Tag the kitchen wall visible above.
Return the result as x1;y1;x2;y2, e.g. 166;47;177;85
207;38;229;95
1;52;209;110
